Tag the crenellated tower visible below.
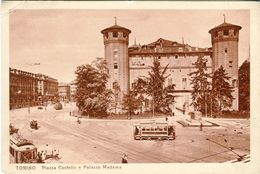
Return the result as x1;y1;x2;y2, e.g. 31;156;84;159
209;16;242;110
101;18;131;95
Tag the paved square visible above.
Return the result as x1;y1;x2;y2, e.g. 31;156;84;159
9;103;250;163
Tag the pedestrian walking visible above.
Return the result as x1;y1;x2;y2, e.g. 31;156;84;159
28;107;30;114
37;152;43;163
200;122;203;131
165;117;168;122
121;153;128;163
77;117;81;124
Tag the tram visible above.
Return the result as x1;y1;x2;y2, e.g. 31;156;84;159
133;121;176;140
10;134;38;163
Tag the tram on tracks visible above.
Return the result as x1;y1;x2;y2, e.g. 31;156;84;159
133;121;176;140
10;134;38;163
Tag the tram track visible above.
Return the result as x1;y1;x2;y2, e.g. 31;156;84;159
41;112;235;163
40;113;175;163
23;106;250;163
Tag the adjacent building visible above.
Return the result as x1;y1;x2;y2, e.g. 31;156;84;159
69;82;77;102
36;74;59;103
9;68;58;109
58;83;71;102
9;68;38;109
101;19;241;111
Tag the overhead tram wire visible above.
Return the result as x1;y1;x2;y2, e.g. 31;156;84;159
187;138;249;163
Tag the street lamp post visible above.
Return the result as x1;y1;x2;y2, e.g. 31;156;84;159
210;95;212;118
17;90;22;108
205;90;207;118
210;85;213;118
152;92;155;118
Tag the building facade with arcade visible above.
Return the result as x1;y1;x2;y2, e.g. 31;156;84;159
9;68;58;109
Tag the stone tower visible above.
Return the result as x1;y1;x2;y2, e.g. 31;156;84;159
209;17;242;110
101;19;131;95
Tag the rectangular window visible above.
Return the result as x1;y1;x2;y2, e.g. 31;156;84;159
229;60;233;63
113;82;118;89
113;49;118;60
114;63;118;69
131;82;136;89
224;30;229;36
145;99;149;108
182;78;187;89
113;32;118;38
203;62;207;67
225;48;228;53
168;78;173;86
105;33;108;39
232;79;237;88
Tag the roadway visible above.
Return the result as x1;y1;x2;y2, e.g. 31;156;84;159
9;102;250;163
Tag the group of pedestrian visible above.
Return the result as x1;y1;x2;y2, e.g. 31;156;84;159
37;144;60;163
37;151;44;163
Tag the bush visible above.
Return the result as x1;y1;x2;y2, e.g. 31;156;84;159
214;111;250;119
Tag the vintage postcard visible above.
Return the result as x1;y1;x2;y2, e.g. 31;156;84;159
1;1;260;174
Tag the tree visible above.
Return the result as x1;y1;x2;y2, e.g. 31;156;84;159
75;58;112;117
239;60;250;111
147;58;174;113
121;90;143;116
188;56;211;115
211;65;234;112
111;82;121;114
121;58;176;116
131;78;148;113
134;58;175;114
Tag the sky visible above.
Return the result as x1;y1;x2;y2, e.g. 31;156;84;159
10;9;250;83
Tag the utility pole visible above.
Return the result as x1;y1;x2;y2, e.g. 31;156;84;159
210;85;212;118
152;92;155;118
205;90;207;118
206;138;246;160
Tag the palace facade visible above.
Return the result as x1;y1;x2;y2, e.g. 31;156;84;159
101;19;241;112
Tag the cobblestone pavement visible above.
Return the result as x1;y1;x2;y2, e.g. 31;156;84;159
9;102;250;163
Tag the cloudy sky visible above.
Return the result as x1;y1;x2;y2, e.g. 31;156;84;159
10;9;250;83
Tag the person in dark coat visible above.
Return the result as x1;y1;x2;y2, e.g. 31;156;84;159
121;153;128;163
